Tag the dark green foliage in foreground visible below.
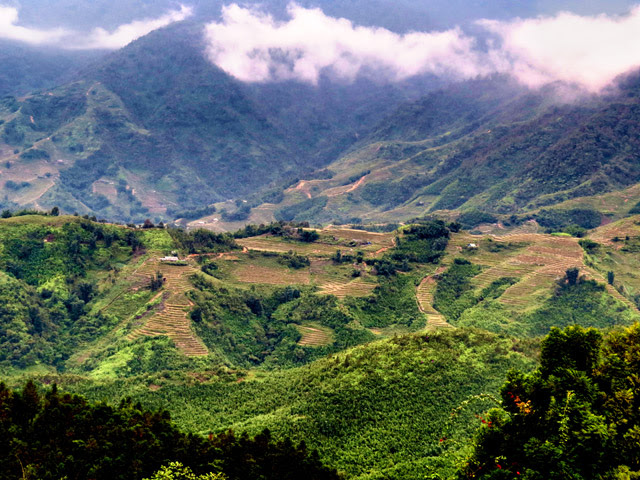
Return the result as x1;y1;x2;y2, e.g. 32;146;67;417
460;323;640;479
0;381;339;480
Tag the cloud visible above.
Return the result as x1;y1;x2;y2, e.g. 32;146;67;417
0;4;192;50
203;2;640;92
0;5;69;45
203;3;491;84
480;6;640;92
80;4;193;50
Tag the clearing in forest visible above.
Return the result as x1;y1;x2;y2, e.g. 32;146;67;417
296;323;334;346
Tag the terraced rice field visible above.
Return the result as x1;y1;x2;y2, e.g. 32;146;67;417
127;258;208;356
588;216;640;247
471;263;538;291
471;234;585;309
439;231;633;312
237;236;339;256
416;272;453;329
233;264;311;285
296;324;334;346
316;278;377;298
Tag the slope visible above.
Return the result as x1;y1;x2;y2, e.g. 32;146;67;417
0;21;439;222
62;327;539;480
256;75;640;226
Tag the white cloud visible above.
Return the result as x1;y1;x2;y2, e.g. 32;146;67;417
80;4;193;50
203;2;640;92
479;6;640;92
0;5;69;45
203;3;491;84
0;4;192;50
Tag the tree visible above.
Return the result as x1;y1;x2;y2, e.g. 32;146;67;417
459;324;640;479
150;271;164;291
299;229;319;243
50;206;60;216
607;270;615;285
565;267;580;286
144;462;225;480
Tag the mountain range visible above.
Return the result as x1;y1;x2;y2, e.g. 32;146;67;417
0;14;639;227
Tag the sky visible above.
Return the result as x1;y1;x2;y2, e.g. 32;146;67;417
2;1;640;92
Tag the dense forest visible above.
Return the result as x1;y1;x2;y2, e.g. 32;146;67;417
0;381;339;480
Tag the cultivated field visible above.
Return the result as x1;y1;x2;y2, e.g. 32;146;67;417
296;323;334;346
127;258;208;356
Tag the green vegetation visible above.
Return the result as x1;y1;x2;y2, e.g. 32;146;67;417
167;228;238;254
0;214;637;479
433;259;483;322
0;381;338;480
0;215;137;368
275;196;329;222
452;268;638;337
460;323;640;479
62;328;537;479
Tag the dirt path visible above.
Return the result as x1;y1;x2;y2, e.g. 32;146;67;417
374;236;397;255
294;180;312;199
345;174;367;193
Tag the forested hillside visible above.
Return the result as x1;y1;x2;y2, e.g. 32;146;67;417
0;213;638;478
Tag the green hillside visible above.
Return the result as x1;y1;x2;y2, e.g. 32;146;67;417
1;214;638;478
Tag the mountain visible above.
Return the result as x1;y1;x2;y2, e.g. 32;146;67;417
0;21;437;222
0;40;101;97
235;74;640;228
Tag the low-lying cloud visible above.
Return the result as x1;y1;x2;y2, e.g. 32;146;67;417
204;3;490;84
80;5;193;50
0;5;69;45
482;5;640;92
0;4;192;50
204;3;640;92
